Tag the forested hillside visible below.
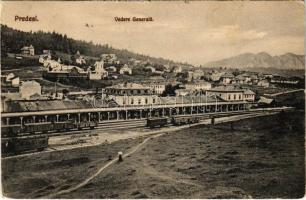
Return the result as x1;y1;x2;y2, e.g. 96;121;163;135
1;24;189;66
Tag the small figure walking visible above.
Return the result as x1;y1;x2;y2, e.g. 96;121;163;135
230;122;234;131
118;151;123;162
211;117;215;125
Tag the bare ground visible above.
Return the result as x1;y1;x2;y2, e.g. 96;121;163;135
2;111;305;198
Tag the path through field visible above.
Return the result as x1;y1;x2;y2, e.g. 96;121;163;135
42;133;165;198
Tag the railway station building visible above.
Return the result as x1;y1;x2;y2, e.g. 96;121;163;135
207;86;244;101
207;86;252;102
104;83;153;96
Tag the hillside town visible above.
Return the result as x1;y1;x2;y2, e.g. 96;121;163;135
1;44;304;111
1;43;304;199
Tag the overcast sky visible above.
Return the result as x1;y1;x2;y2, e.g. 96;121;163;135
1;1;304;65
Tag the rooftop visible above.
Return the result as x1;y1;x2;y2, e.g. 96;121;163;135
21;45;34;50
209;86;244;92
159;95;220;104
186;80;211;85
3;100;95;113
106;83;150;90
221;73;235;78
244;89;256;95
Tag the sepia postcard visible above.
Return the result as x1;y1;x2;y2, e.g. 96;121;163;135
0;1;305;199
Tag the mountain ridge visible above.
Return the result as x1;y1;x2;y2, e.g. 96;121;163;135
203;52;305;70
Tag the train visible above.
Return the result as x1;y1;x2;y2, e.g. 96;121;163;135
146;116;202;129
2;135;49;157
2;120;99;138
146;117;168;128
1;120;98;156
171;116;200;125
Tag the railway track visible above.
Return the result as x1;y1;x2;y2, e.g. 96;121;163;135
2;107;293;140
1;108;291;159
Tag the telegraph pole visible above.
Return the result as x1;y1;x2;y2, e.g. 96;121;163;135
191;98;193;115
215;95;218;112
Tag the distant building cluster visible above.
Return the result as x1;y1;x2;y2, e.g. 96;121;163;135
41;51;134;81
206;70;268;87
2;44;303;111
101;54;120;65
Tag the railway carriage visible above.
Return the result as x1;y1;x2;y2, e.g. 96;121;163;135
1;125;23;137
24;122;53;134
52;121;66;132
76;121;99;130
147;116;202;128
171;116;200;126
146;117;168;129
1;120;99;137
2;136;49;156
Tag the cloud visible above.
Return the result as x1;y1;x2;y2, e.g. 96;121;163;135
198;25;268;44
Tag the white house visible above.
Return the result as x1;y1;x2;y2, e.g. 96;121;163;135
76;56;86;65
150;83;166;95
6;73;15;81
172;66;182;73
110;95;161;106
175;89;190;96
220;73;235;84
236;73;252;84
145;66;156;73
101;54;117;60
185;80;212;91
244;89;256;102
207;86;255;102
39;54;51;64
43;50;52;55
257;80;270;87
11;77;20;87
2;73;20;87
89;61;108;80
21;45;35;56
207;86;245;102
94;61;106;74
119;64;132;75
43;60;62;70
186;71;194;82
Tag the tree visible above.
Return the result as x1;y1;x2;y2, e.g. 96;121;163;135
161;84;180;96
62;89;69;98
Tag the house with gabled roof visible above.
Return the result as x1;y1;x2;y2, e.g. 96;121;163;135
220;73;235;84
21;45;35;56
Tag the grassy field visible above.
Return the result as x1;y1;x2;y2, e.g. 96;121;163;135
2;111;305;198
1;57;40;70
2;66;43;79
2;137;145;198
